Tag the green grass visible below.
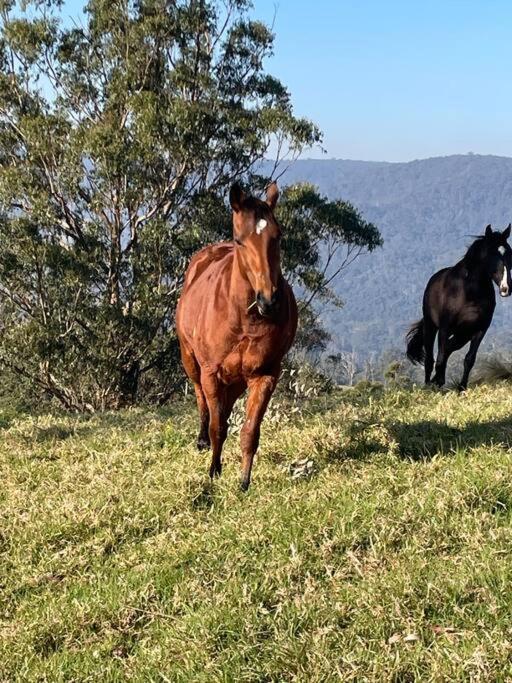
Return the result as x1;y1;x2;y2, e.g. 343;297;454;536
1;383;512;681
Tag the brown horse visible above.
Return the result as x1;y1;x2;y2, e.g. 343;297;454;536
176;182;298;490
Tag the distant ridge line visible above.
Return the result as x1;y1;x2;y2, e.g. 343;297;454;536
263;153;512;357
268;152;512;166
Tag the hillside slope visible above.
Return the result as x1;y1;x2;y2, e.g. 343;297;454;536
1;384;512;680
275;154;512;357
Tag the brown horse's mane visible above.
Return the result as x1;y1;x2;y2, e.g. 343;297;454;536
239;196;270;214
183;242;233;290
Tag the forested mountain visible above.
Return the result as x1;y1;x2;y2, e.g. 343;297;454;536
275;154;512;357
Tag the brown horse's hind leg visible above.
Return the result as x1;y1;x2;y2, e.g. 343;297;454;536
179;340;210;451
202;375;229;479
194;383;210;451
240;374;277;491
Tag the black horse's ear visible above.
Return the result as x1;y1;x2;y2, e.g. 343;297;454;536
230;183;246;212
265;182;279;211
503;224;511;240
485;224;493;238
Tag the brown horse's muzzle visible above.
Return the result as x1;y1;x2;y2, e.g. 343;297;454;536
256;290;279;316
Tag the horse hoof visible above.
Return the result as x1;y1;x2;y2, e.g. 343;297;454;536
197;437;210;451
209;464;222;479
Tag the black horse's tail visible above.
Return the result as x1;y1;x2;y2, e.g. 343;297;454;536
406;319;425;365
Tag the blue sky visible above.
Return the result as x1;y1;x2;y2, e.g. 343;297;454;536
61;0;512;162
252;0;512;161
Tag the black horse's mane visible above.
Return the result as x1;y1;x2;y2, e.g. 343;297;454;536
462;235;489;265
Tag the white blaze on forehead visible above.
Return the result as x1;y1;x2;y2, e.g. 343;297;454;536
256;219;267;235
499;246;506;255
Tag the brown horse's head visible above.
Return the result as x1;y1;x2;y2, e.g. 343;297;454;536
229;181;282;316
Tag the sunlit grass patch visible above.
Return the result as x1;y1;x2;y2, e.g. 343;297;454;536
1;383;512;680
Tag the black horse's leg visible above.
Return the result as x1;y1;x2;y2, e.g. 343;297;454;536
432;328;450;386
423;318;437;384
433;329;475;387
458;329;486;391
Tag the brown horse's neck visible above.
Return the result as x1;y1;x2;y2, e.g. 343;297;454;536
230;248;256;309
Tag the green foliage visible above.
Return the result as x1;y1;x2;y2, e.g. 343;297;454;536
277;183;381;356
0;0;317;409
2;383;512;679
279;182;382;303
0;0;380;410
383;359;412;388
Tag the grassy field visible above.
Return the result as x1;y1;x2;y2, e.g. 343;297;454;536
1;382;512;681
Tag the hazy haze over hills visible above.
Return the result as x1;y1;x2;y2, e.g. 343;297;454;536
275;154;512;358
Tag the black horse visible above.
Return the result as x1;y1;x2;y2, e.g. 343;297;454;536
407;224;512;390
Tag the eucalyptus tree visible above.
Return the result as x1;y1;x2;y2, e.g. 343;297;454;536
0;0;380;410
0;0;321;408
278;183;382;354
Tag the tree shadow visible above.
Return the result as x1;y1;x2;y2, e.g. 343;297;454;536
315;413;512;466
24;409;176;444
389;416;512;461
33;425;83;442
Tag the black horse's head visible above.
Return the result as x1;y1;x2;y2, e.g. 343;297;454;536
468;224;512;297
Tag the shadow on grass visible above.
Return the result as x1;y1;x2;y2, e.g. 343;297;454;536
388;416;512;460
327;439;387;463
33;424;84;442
190;479;216;511
315;415;512;466
0;415;13;431
27;409;176;444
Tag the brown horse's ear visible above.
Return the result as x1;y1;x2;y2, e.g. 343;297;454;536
503;224;511;240
265;182;279;211
230;183;246;212
485;224;493;238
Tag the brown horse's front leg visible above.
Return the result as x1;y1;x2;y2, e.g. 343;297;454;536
240;375;277;491
201;375;245;480
202;375;245;479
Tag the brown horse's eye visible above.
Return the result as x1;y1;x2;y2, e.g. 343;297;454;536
234;237;244;247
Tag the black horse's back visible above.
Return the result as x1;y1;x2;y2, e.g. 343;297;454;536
406;268;448;366
424;265;472;328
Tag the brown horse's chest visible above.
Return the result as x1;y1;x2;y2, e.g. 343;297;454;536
178;247;296;384
216;332;279;384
